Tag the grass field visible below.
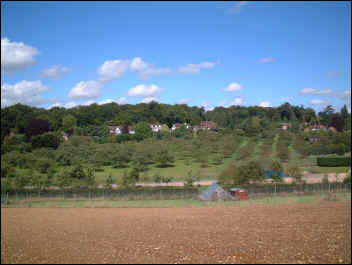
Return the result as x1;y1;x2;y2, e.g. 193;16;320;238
4;192;351;208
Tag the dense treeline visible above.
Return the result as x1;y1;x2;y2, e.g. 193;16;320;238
2;102;351;144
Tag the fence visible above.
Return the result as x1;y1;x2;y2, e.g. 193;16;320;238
1;183;351;207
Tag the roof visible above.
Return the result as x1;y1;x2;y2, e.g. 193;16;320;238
198;183;234;201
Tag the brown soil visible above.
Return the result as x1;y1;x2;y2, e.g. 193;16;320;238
1;202;351;264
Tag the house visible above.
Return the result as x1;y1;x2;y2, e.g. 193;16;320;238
229;188;249;200
280;123;289;130
192;125;200;132
109;125;135;135
171;123;183;131
200;121;217;130
109;126;122;135
61;131;69;141
311;124;327;131
150;123;162;133
328;126;337;133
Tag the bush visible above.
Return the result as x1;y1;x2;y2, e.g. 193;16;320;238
343;173;351;184
317;157;351;167
286;165;302;183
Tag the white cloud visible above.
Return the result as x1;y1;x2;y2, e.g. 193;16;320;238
176;98;190;104
229;97;246;106
141;97;158;104
310;99;331;105
130;57;171;80
41;65;72;79
82;100;96;106
1;80;48;108
201;102;214;112
259;57;276;63
300;88;334;95
48;101;78;109
178;61;219;74
259;101;271;107
68;80;102;99
98;59;130;82
1;38;39;73
128;84;163;97
223;82;242;92
98;97;128;105
227;1;248;14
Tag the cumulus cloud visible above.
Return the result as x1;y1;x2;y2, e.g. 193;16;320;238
68;80;102;99
41;65;72;80
259;57;276;63
98;59;130;82
1;38;39;73
128;84;163;97
98;97;128;105
259;101;271;107
300;88;335;96
223;82;242;92
1;80;48;108
201;102;214;112
130;57;171;80
309;99;331;105
178;61;219;74
48;101;79;109
141;97;158;104
229;97;246;106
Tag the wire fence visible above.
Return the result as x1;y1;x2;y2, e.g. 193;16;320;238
1;183;351;207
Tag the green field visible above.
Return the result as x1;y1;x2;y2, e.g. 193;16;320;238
3;192;351;208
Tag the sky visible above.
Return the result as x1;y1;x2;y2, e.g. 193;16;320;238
1;1;351;112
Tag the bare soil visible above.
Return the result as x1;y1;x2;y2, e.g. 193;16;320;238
1;202;351;264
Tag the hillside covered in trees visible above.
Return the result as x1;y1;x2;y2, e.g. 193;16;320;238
2;101;350;143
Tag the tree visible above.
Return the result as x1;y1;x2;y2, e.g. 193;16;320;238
156;147;174;167
105;173;114;189
286;164;302;183
121;168;140;187
134;121;152;141
62;115;77;133
185;170;199;187
319;105;334;126
340;105;349;130
55;169;73;189
269;160;283;182
24;119;50;141
85;167;97;190
328;113;345;132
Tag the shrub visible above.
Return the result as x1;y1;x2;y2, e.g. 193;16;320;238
286;165;302;183
317;157;351;167
343;172;351;184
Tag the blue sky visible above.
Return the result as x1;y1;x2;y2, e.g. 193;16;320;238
1;1;351;112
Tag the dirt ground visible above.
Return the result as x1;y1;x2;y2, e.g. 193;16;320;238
1;202;351;264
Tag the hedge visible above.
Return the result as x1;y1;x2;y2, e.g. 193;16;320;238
317;157;351;167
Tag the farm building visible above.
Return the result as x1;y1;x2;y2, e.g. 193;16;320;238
200;121;217;130
229;188;249;200
198;183;234;201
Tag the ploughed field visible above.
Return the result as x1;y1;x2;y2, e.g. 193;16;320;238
1;202;351;264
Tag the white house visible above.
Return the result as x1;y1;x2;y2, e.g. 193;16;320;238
150;123;162;132
171;123;190;131
109;126;122;135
